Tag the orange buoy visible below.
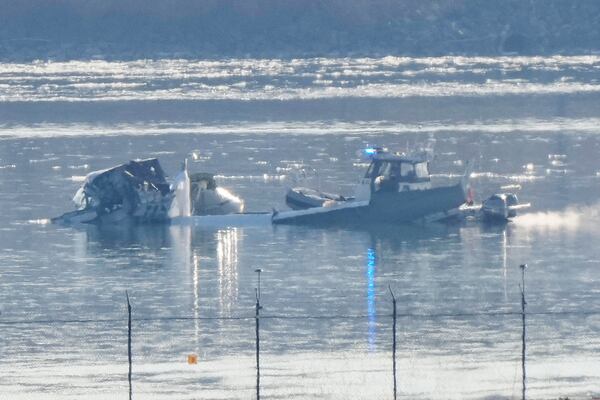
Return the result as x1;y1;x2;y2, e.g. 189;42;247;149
187;354;198;364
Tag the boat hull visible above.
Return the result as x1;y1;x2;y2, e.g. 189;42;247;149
273;183;466;226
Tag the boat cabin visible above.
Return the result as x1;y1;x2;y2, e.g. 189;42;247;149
364;151;431;193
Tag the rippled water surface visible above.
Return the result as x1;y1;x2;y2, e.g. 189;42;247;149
2;56;600;101
1;56;599;399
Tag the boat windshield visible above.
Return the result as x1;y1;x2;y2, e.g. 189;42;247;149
365;160;430;182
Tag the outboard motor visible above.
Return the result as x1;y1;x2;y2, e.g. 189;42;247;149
481;192;528;222
482;194;508;221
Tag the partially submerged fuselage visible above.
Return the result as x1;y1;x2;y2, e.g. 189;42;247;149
53;159;245;225
54;159;175;225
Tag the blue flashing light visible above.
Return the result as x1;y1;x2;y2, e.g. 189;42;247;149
364;148;377;155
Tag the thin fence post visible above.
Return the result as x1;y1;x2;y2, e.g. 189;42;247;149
126;291;133;400
520;264;527;400
255;269;263;400
389;285;397;400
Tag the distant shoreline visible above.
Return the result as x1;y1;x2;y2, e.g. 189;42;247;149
2;0;600;61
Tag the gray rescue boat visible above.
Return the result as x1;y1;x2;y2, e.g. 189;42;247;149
273;147;469;226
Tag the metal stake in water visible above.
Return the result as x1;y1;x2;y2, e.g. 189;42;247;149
255;268;262;300
520;264;527;400
126;290;133;400
389;285;398;400
254;268;263;400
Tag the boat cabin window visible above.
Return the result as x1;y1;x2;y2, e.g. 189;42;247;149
365;160;430;182
364;161;379;179
399;162;413;179
414;162;429;179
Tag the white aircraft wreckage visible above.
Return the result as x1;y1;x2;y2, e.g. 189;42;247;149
52;159;243;225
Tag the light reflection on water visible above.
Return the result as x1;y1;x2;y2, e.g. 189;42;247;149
171;225;242;350
216;228;240;316
502;228;508;301
192;246;201;350
366;247;376;350
2;56;600;102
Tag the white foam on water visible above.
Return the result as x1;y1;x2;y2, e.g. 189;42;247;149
513;203;600;231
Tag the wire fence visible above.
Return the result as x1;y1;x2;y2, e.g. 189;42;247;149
1;295;599;400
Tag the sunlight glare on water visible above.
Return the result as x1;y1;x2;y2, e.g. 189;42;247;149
0;56;600;101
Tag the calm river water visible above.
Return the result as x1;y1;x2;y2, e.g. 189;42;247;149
1;56;599;399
